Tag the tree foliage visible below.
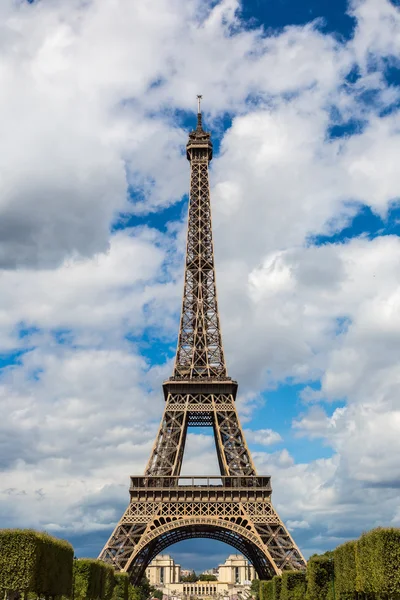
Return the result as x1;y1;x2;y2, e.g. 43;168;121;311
198;574;218;581
281;571;307;600
356;527;400;599
103;563;117;600
260;580;273;600
251;579;261;599
272;576;282;600
334;541;357;600
73;558;115;600
306;554;334;600
112;573;129;600
0;528;73;597
128;577;153;600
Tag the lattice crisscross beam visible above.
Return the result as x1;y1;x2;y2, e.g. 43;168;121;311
174;122;226;379
145;384;256;477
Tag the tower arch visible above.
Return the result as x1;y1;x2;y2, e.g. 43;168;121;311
123;518;278;582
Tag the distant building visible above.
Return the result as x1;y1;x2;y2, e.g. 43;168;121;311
147;553;255;598
218;554;256;584
201;567;218;577
146;554;181;585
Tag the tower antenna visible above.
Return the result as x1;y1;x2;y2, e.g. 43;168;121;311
196;94;203;130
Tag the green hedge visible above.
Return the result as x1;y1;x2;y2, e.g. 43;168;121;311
260;580;274;600
306;554;334;600
0;528;73;596
112;573;129;600
74;558;116;600
272;576;282;600
251;579;261;599
356;527;400;598
259;581;266;600
103;563;117;600
74;559;101;600
334;541;357;600
281;571;307;600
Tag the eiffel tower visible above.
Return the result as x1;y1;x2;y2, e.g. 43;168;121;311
99;97;306;582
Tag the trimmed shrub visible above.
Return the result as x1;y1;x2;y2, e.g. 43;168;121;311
0;529;37;594
272;576;282;600
334;541;357;600
258;581;265;600
306;554;334;600
112;573;129;600
74;559;99;600
0;528;73;597
356;527;400;598
74;558;115;600
103;564;116;600
35;532;74;597
281;571;307;600
251;579;261;599
260;580;274;600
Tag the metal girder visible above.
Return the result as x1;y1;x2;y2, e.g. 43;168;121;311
174;119;225;379
98;108;306;582
145;391;255;477
99;477;305;583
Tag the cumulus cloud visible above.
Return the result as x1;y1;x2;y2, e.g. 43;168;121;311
0;224;180;533
243;236;400;553
0;0;348;267
0;344;155;532
244;429;282;446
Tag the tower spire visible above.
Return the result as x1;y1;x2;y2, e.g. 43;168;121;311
197;94;203;130
174;98;223;378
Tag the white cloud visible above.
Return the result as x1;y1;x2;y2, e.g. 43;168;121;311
0;224;180;533
242;235;400;418
244;428;282;446
0;0;350;266
244;236;400;551
286;520;311;531
0;0;398;265
0;344;156;532
350;0;400;64
0;227;179;351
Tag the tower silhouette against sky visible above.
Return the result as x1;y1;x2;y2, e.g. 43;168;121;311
99;98;306;582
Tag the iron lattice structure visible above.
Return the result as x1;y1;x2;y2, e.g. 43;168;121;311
99;104;306;582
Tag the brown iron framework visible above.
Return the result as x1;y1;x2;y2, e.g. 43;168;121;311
99;98;306;582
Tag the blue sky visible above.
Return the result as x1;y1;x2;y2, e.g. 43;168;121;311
0;0;400;575
241;0;355;36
